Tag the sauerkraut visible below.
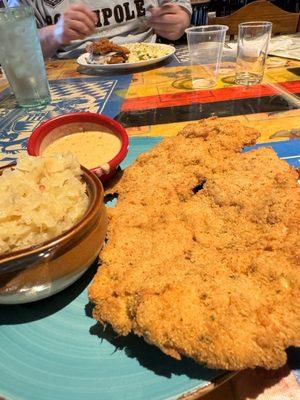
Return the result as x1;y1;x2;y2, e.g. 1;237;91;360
0;153;89;254
125;43;171;63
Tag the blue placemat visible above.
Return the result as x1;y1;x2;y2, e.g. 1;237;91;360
0;76;131;166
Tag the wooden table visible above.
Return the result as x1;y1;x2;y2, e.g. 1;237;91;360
0;45;299;400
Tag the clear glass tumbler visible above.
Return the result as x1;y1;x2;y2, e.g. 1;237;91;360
235;21;272;86
185;25;228;89
0;0;51;107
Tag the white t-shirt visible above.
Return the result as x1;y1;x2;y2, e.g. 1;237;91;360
31;0;192;57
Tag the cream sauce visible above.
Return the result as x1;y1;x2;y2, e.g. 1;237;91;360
43;131;122;169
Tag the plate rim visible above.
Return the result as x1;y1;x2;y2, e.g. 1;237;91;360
173;371;239;400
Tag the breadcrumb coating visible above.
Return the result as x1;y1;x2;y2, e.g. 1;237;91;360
89;118;300;370
86;38;129;55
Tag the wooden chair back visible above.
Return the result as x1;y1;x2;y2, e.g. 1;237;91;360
208;0;300;38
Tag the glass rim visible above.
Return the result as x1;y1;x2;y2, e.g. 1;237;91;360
185;25;229;34
238;21;273;28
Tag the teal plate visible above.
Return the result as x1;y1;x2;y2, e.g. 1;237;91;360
0;137;232;400
0;262;231;400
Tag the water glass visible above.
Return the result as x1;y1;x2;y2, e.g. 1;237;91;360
235;21;272;85
185;25;228;88
0;0;51;107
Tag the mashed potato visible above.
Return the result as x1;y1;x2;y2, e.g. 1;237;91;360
0;153;89;254
125;43;171;63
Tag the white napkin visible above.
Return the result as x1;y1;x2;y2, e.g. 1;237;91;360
268;38;295;52
224;36;299;56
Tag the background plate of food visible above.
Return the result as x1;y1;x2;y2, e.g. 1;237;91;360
77;39;176;69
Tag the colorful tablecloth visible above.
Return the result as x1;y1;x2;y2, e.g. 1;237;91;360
0;46;299;400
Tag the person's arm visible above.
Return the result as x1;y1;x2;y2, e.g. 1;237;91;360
38;25;61;59
38;4;97;58
148;1;191;41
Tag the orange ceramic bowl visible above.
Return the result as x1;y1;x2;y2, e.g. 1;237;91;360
0;164;107;304
27;112;129;182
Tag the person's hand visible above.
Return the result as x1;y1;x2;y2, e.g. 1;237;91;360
148;2;190;41
53;4;97;45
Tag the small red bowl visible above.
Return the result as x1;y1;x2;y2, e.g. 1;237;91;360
27;112;129;182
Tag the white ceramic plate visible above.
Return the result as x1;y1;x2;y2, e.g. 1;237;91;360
77;43;176;70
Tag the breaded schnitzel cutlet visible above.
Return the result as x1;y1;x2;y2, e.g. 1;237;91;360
89;118;300;370
86;38;129;64
86;38;129;56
